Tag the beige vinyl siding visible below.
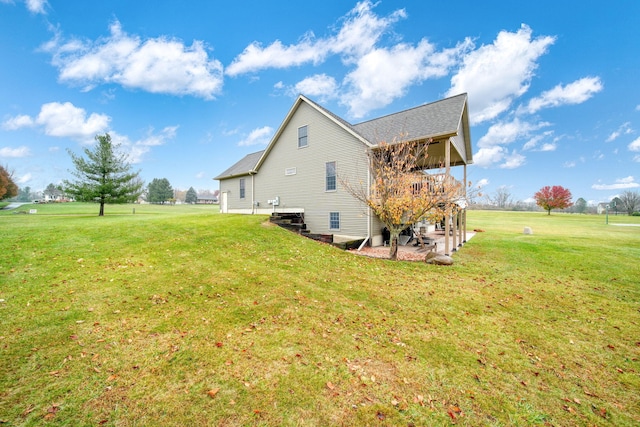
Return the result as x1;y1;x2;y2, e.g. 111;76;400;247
219;175;255;213
254;102;370;238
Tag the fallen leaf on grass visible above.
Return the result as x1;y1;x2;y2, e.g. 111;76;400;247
326;382;335;390
207;388;220;399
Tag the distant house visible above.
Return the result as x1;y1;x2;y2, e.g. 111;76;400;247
196;196;218;204
215;93;473;251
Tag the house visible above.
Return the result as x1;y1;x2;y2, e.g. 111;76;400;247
215;93;473;253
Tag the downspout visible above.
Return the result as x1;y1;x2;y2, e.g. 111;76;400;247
357;162;371;251
250;172;256;214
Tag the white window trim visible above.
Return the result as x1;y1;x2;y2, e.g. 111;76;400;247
329;211;340;230
325;161;337;192
298;125;308;148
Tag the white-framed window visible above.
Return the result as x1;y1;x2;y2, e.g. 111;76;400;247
285;167;297;176
239;178;245;199
326;161;336;191
298;125;308;148
329;212;340;230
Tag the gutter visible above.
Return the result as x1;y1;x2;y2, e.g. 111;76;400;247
358;165;371;251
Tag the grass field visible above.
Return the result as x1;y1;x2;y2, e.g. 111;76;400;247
1;203;639;426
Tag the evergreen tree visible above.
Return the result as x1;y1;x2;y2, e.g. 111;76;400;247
185;187;198;204
64;134;143;216
147;178;174;204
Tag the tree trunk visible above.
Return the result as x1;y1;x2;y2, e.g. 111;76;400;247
99;202;105;216
388;233;399;260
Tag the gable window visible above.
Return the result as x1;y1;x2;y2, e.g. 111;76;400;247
329;212;340;230
298;125;308;148
239;178;245;199
326;161;336;191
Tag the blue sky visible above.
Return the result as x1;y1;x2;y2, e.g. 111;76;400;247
1;0;639;204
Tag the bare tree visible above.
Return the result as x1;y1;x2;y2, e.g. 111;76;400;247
488;186;513;209
341;135;465;260
618;190;640;215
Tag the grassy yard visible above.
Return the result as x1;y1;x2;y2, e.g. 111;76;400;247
1;204;638;426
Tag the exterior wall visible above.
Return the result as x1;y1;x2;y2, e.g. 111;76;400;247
219;174;255;214
253;102;372;240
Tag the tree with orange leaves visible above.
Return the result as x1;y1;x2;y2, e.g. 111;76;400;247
342;135;464;260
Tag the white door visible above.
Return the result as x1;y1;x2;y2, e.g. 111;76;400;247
220;192;228;213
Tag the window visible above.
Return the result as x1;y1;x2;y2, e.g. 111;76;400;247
329;212;340;230
298;125;308;148
239;178;245;199
326;161;336;191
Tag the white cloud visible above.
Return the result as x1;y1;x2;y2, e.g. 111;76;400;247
4;102;110;141
477;118;550;148
25;0;47;14
540;142;556;151
499;150;526;169
2;114;34;130
564;161;576;168
226;1;470;118
44;20;223;99
606;122;633;142
17;173;32;184
226;1;406;76
238;126;274;147
37;102;110;140
292;74;338;102
342;39;471;118
0;146;31;157
475;178;489;188
473;146;505;168
592;176;639;190
523;77;603;114
628;137;640;151
447;24;555;124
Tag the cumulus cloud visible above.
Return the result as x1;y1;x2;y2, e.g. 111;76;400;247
291;74;338;102
226;1;406;76
447;24;555;124
523;77;603;114
43;20;223;99
342;39;471;118
2;114;34;130
227;1;470;118
477;118;550;148
238;126;274;147
0;146;31;157
592;176;639;190
3;102;110;141
628;137;640;151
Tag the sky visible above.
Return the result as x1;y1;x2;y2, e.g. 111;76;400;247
1;0;639;204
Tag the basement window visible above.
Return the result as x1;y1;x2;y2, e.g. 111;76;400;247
329;212;340;230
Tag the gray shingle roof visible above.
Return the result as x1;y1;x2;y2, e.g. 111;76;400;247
353;93;467;144
214;150;264;180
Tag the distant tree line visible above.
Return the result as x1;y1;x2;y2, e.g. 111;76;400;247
469;186;640;216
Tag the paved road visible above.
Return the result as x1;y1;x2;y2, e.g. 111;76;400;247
2;202;28;210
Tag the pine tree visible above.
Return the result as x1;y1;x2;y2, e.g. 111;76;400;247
64;134;143;216
185;187;198;204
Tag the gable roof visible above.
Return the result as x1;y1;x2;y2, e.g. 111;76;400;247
214;150;264;180
252;95;372;172
216;93;473;180
353;93;468;143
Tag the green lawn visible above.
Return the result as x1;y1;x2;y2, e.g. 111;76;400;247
1;204;639;426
